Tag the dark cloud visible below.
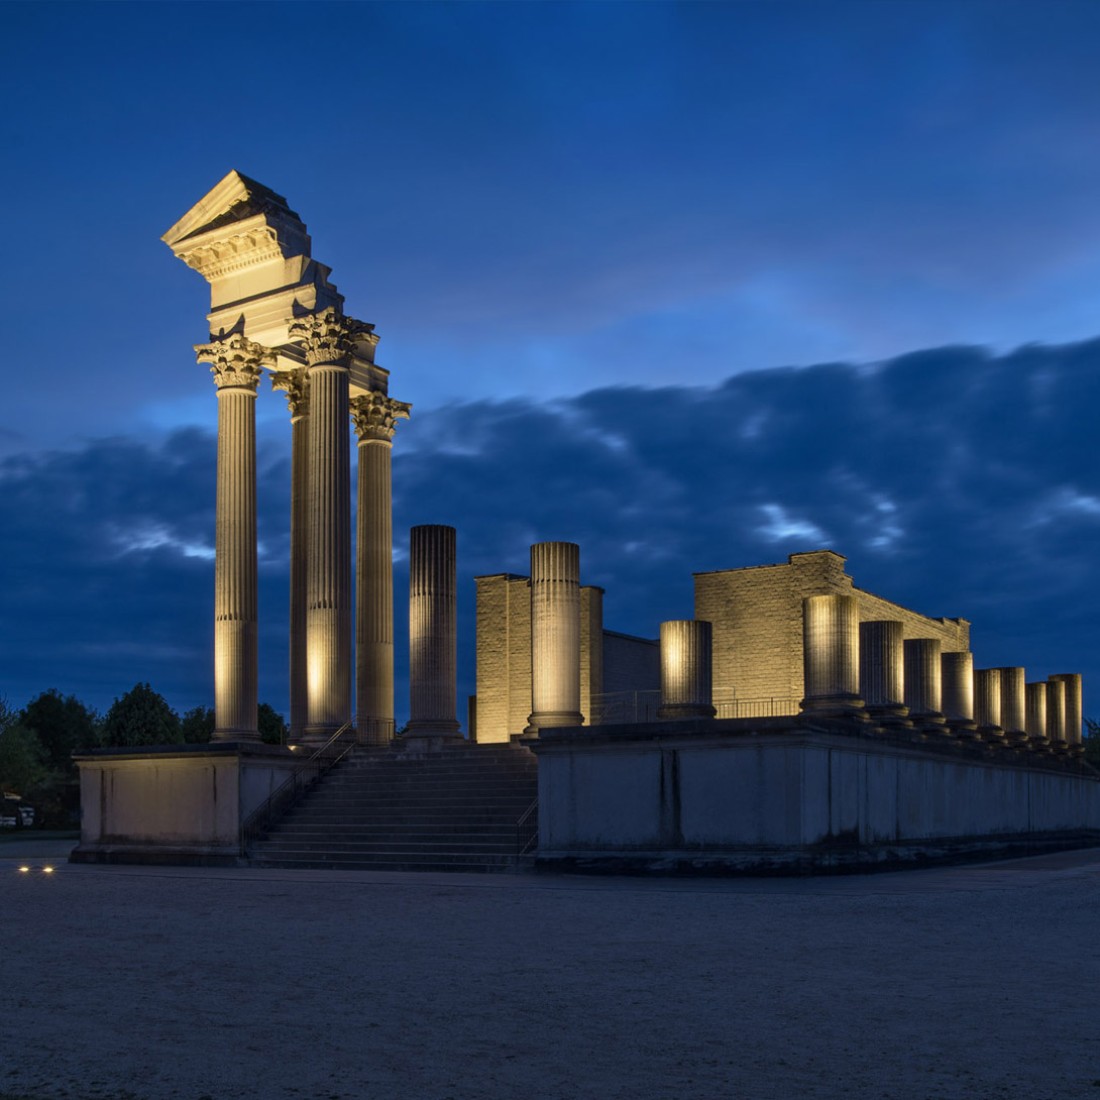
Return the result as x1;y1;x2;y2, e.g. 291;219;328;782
2;340;1097;722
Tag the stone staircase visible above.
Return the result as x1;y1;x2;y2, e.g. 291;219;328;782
248;741;538;873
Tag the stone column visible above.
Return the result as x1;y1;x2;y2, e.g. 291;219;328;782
859;621;907;721
801;595;862;714
527;541;583;732
272;369;309;740
1046;676;1069;752
658;620;715;719
1025;682;1049;749
974;669;1005;742
288;310;360;742
351;392;411;745
195;335;274;741
942;652;978;737
1050;673;1083;753
904;638;945;729
997;666;1028;745
407;524;460;738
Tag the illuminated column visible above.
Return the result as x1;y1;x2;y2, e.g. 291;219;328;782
1046;676;1069;752
801;595;862;713
658;620;715;719
1025;682;1049;749
272;369;309;740
904;638;944;727
527;541;583;732
997;666;1028;745
289;310;358;742
859;621;906;721
351;392;411;744
1050;673;1083;754
195;335;273;741
942;651;978;736
407;524;460;737
974;668;1004;741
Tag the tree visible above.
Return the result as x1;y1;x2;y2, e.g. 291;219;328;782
1085;718;1100;769
181;706;215;744
101;683;182;746
0;723;47;796
258;703;288;746
20;689;99;773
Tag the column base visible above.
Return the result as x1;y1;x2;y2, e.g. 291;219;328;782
301;724;348;745
526;711;585;734
946;719;981;741
800;693;865;717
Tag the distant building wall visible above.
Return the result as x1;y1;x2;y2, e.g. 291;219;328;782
694;550;969;711
602;631;660;694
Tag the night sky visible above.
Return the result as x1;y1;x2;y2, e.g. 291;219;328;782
2;1;1099;727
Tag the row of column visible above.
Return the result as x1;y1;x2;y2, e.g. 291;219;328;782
196;313;410;745
801;594;1084;751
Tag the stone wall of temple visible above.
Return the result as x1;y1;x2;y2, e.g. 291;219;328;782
694;550;969;709
603;631;660;694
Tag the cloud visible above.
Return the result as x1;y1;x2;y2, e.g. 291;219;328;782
1;338;1098;724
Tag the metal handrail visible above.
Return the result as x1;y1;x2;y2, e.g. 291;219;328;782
240;717;357;855
516;798;538;859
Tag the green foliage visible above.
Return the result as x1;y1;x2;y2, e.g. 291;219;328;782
1085;718;1100;768
181;705;215;744
101;683;182;746
20;689;99;772
0;723;47;796
258;702;288;745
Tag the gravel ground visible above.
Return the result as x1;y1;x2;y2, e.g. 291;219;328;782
3;842;1100;1100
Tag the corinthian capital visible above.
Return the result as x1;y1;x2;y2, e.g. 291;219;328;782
351;392;412;442
271;368;309;417
195;334;275;391
288;309;374;368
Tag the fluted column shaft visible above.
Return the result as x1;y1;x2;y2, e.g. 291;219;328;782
904;638;943;720
1049;673;1083;746
1025;682;1048;742
859;621;905;710
1047;678;1067;744
352;393;411;744
196;337;271;741
996;667;1026;735
527;541;583;732
408;525;459;735
942;651;975;721
801;594;861;712
974;668;1003;736
274;369;310;740
658;620;715;719
289;312;360;741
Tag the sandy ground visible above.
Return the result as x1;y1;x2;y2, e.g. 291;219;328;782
2;841;1100;1100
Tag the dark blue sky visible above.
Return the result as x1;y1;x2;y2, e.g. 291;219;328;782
2;1;1099;724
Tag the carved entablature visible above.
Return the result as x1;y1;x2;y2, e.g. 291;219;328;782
351;392;412;442
289;309;375;368
177;226;289;281
271;368;309;418
195;334;275;391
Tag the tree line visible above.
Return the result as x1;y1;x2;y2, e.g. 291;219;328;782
0;685;287;827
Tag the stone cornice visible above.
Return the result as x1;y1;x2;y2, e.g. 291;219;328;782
289;309;375;368
271;368;309;418
351;392;412;442
195;334;275;391
176;224;292;281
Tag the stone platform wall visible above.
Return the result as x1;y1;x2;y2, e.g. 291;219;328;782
532;717;1100;873
71;743;299;865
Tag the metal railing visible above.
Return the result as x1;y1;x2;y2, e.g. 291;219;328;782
240;717;357;855
516;799;538;859
714;698;799;719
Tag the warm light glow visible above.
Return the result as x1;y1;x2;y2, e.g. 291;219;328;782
18;866;29;873
42;866;54;874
